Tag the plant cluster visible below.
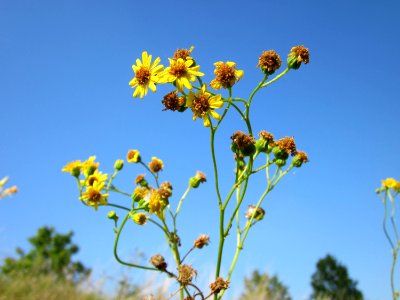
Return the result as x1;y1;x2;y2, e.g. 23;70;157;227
63;45;310;299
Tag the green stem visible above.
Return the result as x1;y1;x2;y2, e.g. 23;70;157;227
261;68;290;88
140;161;159;187
175;185;192;216
114;213;158;271
107;203;131;212
391;249;399;300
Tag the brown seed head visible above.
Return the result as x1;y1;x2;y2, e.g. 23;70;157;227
257;50;282;74
210;277;230;294
150;254;167;270
295;151;309;163
231;131;255;151
173;47;193;61
276;136;297;154
258;130;274;144
212;62;237;88
194;234;210;249
162;91;186;111
177;264;197;285
289;45;310;64
159;181;173;199
245;205;266;220
135;174;146;185
148;157;164;173
195;171;206;183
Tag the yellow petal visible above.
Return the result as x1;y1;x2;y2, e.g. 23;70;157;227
148;81;157;92
203;115;211;127
210;110;221;120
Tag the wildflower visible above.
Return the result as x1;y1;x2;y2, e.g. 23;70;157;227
81;170;108;187
129;51;164;99
173;46;194;61
382;178;398;189
114;159;124;171
193;234;210;249
210;61;244;90
245;205;265;220
186;85;223;127
82;156;99;177
62;160;83;177
81;181;108;210
231;131;256;156
135;174;148;187
275;136;297;155
148;190;165;216
256;130;275;152
148;157;164;173
292;151;309;167
287;45;309;70
162;91;186;112
132;212;149;225
189;171;207;188
177;264;197;285
159;181;173;200
257;50;282;75
160;58;204;92
132;186;148;202
150;254;167;270
127;149;141;163
210;277;229;294
1;185;18;199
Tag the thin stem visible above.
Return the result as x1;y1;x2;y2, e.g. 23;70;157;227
114;213;158;271
109;186;132;197
181;246;195;263
383;194;395;250
175;185;192;216
388;192;400;243
140;161;159;187
261;67;290;88
107;203;131;212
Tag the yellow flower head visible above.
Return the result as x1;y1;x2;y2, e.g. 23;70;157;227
148;190;165;216
81;170;108;187
132;186;149;202
127;149;141;163
132;212;149;225
129;51;164;99
210;61;244;90
62;160;83;177
81;181;108;210
186;85;224;127
82;156;99;177
160;58;204;92
382;178;398;189
148;157;164;173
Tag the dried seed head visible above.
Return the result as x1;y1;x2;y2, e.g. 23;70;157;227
194;234;210;249
292;150;309;168
173;46;194;61
231;131;256;156
148;157;164;173
276;136;297;155
159;181;173;199
210;277;230;294
245;205;266;220
257;50;282;75
287;45;310;69
177;264;197;285
258;130;274;144
162;91;186;112
189;171;207;188
150;254;167;270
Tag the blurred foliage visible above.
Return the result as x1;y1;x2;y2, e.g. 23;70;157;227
240;270;292;300
310;254;363;300
1;226;90;283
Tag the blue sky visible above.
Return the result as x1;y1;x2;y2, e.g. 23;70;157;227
1;0;400;299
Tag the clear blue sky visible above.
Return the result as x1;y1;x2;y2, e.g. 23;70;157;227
1;0;400;299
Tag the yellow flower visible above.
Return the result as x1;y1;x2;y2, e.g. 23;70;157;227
148;157;164;173
62;160;83;177
129;51;164;99
82;156;99;177
382;178;398;189
132;212;149;225
81;181;108;210
132;186;149;202
127;149;141;163
186;85;224;127
160;58;204;92
80;170;108;187
210;61;244;90
148;190;165;216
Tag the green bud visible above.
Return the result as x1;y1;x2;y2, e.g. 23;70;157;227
86;166;96;176
107;210;118;221
255;139;267;152
114;159;124;171
72;168;81;178
272;146;288;160
241;144;256;157
189;171;207;188
287;55;301;70
275;159;286;167
291;156;303;168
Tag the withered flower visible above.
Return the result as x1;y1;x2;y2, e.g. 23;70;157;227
275;136;297;155
193;234;210;249
177;264;197;285
257;50;281;75
210;277;230;294
231;131;256;156
150;254;167;270
162;91;186;112
287;45;310;69
245;205;265;220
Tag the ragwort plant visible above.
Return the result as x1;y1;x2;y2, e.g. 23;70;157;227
63;45;310;300
377;178;400;300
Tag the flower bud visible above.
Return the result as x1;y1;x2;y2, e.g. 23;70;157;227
132;186;148;202
291;151;309;168
127;149;141;163
114;159;124;171
135;174;148;187
131;212;148;225
150;254;167;270
107;210;119;222
275;159;286;167
255;139;267;152
287;45;309;70
189;171;206;188
148;157;164;173
272;146;289;160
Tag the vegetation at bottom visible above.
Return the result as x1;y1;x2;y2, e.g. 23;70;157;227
0;227;364;300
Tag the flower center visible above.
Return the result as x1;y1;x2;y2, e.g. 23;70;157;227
192;95;210;117
170;61;187;78
89;189;101;202
136;67;151;85
215;64;236;88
